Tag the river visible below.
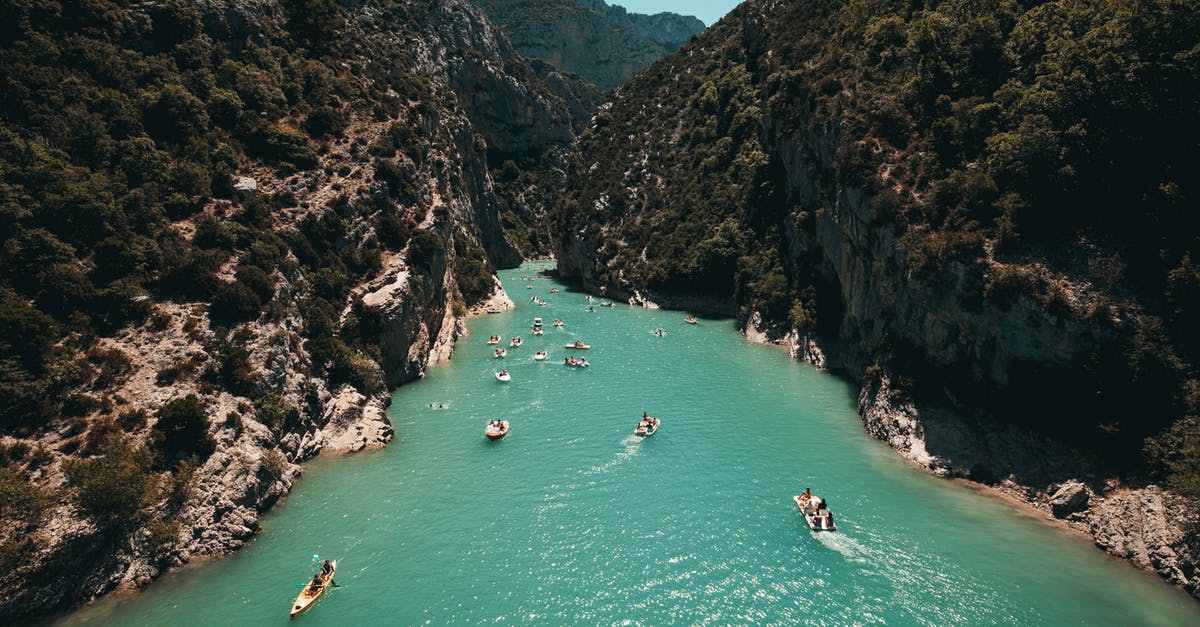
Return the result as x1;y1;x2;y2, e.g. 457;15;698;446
56;261;1200;625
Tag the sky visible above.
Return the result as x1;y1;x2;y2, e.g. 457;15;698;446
612;0;742;26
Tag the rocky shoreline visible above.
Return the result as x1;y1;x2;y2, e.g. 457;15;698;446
613;297;1200;600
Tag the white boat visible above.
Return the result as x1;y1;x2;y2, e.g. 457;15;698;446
494;348;507;358
793;495;837;531
510;337;523;347
553;319;563;327
684;316;698;324
564;341;590;350
600;301;614;307
495;370;511;382
533;350;548;361
635;417;659;437
533;318;543;327
532;327;544;335
562;358;589;368
485;420;509;441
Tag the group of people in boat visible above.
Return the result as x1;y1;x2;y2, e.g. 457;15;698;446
654;328;665;337
494;347;507;357
797;488;835;529
488;335;500;344
307;559;334;592
636;411;659;435
563;357;589;367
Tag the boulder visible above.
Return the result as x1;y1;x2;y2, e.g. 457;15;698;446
232;176;257;193
1050;482;1090;518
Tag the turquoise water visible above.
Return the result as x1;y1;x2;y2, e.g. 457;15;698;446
56;261;1200;625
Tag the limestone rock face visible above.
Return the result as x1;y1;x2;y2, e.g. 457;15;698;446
1091;488;1199;594
472;0;705;89
0;0;584;620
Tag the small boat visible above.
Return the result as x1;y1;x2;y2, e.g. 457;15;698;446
533;318;543;327
291;560;337;619
487;336;501;344
553;319;563;327
550;288;558;294
495;370;511;382
793;495;837;531
494;348;507;358
684;316;698;324
485;420;509;441
510;337;523;347
600;301;614;307
653;328;665;337
635;417;659;437
564;341;590;350
532;327;544;335
533;350;548;361
486;308;501;314
526;285;533;289
563;358;589;368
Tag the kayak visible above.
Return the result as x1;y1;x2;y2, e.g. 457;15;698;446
290;560;337;619
485;420;509;441
793;495;837;531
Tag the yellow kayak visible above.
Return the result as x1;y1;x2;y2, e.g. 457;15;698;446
290;560;336;619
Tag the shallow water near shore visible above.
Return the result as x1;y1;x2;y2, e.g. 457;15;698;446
56;261;1200;625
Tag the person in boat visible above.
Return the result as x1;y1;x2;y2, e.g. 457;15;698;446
321;560;333;576
825;512;835;528
308;573;324;591
799;488;812;506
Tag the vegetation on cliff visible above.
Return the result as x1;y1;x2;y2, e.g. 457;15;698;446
0;0;583;617
555;0;1200;491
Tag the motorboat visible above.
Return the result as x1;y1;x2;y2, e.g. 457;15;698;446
635;416;659;437
684;316;698;324
533;317;543;327
485;420;509;441
564;340;590;350
600;301;614;307
793;494;837;531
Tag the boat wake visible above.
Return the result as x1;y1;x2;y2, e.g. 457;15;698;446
585;436;642;475
809;529;869;562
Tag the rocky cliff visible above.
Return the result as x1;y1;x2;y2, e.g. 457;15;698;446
553;0;1200;596
470;0;705;89
0;0;589;619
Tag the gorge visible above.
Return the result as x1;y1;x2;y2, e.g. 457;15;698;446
2;0;1200;621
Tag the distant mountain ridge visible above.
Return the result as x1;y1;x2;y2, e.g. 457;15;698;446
470;0;705;89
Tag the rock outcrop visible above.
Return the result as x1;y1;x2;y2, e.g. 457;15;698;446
0;0;585;620
471;0;705;89
551;0;1200;599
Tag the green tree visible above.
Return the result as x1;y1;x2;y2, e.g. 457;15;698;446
63;435;160;528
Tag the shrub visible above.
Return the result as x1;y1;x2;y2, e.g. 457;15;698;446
303;107;347;139
209;280;263;324
63;434;160;527
152;395;214;470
